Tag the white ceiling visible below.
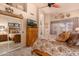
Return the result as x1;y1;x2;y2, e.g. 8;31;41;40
33;3;79;14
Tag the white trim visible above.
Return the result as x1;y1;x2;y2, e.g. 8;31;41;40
51;17;79;22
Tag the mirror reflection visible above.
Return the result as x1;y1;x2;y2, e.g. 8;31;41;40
0;16;21;54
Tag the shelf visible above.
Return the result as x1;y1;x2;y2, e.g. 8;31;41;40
0;10;23;19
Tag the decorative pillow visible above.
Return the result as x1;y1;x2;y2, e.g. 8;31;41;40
56;32;71;42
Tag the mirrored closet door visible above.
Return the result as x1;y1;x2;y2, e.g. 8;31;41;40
0;15;22;55
8;19;22;50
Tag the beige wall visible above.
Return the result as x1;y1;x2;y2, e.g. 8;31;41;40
38;11;45;39
43;14;52;40
38;12;52;40
27;3;37;20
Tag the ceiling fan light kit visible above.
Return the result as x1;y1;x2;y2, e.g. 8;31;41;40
48;3;60;8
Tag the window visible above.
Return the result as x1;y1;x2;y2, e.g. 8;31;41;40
50;17;79;36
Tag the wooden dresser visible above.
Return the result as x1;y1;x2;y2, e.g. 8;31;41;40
0;34;8;42
13;34;21;43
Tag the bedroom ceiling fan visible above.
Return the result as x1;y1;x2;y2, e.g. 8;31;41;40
48;3;60;8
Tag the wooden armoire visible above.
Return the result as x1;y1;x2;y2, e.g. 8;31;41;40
26;17;38;47
26;26;38;47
